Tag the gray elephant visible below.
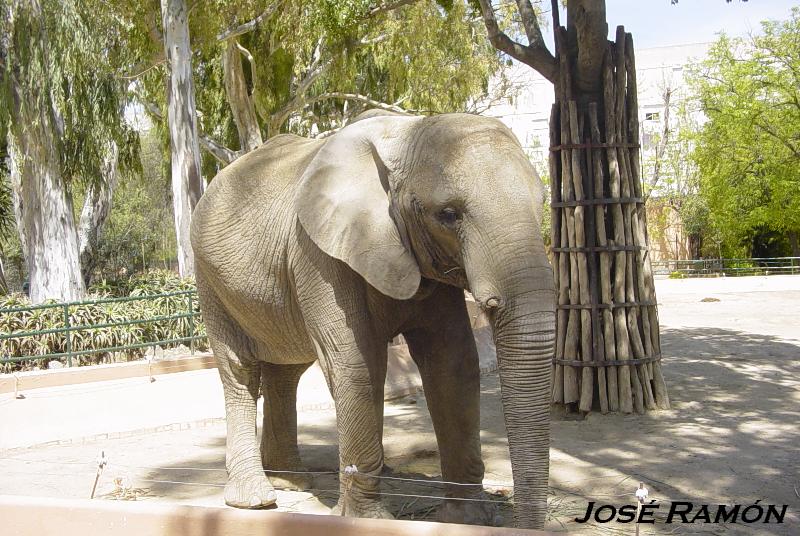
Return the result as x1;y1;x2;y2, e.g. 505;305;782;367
190;112;555;529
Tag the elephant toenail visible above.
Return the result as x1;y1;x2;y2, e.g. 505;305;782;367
250;495;263;507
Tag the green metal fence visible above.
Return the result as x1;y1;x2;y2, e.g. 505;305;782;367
0;290;206;369
652;257;800;278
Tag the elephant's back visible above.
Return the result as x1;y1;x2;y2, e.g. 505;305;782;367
192;134;323;256
194;134;323;223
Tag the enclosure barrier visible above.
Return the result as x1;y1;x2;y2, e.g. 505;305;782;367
0;290;205;369
0;495;550;536
651;257;800;278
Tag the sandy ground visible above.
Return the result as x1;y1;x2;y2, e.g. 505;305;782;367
1;275;798;534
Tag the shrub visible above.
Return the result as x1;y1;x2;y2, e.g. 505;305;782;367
0;270;207;372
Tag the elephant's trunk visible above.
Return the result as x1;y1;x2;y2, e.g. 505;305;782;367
465;226;556;529
492;296;555;528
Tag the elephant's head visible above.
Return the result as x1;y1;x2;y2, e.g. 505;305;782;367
296;113;555;528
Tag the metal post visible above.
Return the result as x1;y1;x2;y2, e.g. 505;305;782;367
63;303;72;367
188;292;195;356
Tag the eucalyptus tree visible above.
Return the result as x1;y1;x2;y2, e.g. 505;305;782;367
0;0;136;302
161;0;203;277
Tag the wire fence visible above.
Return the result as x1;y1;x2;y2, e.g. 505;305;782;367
0;290;206;370
652;257;800;278
0;453;742;532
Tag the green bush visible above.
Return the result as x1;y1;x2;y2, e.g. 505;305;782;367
0;270;207;372
668;271;687;279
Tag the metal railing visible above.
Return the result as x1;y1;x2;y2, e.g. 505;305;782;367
652;257;800;278
0;290;205;369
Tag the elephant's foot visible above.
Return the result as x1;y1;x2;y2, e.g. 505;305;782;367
437;494;501;526
224;471;277;509
331;496;394;519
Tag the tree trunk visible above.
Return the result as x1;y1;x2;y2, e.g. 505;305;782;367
161;0;204;277
550;24;669;413
789;231;799;258
7;116;85;304
78;142;119;286
0;257;8;295
4;0;85;303
223;39;262;153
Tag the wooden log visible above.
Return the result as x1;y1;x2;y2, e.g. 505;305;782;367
624;32;643;200
561;103;580;405
602;46;633;414
589;104;618;412
568;101;594;412
624;32;666;409
615;27;653;412
550;104;565;405
630;352;645;414
556;27;581;405
583;109;608;414
622;30;664;410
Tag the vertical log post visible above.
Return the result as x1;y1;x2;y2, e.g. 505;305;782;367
550;26;670;413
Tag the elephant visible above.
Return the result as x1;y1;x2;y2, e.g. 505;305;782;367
190;111;556;529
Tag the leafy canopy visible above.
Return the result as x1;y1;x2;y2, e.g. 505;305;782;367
686;8;800;254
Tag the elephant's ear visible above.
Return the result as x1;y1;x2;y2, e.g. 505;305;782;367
295;116;422;300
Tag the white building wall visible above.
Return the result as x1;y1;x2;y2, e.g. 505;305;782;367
483;42;711;170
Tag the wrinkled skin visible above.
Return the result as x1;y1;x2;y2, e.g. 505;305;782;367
190;113;555;528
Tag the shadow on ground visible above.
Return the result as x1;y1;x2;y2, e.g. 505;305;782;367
1;326;796;534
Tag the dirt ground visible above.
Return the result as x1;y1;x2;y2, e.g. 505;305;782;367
1;275;798;534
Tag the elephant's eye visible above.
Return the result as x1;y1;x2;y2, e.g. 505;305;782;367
436;207;461;226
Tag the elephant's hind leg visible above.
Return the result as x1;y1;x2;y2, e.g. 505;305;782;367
260;361;313;491
197;286;275;509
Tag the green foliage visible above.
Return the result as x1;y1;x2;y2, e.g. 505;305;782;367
686;8;800;256
0;0;139;188
179;1;501;138
668;271;686;279
0;174;15;246
367;1;500;114
0;270;206;372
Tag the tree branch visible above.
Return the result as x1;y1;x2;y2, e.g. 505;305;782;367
368;0;417;17
754;119;800;161
216;0;282;41
304;92;411;114
142;100;238;164
515;0;547;50
477;0;557;84
269;55;334;133
118;58;167;80
199;135;237;164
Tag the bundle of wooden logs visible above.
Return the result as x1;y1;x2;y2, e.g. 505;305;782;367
550;26;670;413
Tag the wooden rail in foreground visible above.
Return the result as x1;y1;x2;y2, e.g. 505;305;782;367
0;354;216;395
0;495;552;536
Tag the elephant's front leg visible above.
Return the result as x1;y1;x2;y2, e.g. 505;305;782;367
404;290;496;525
315;338;391;519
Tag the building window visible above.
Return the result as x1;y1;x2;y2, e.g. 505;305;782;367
645;112;660;121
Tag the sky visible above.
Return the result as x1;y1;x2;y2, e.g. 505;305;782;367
544;0;798;50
